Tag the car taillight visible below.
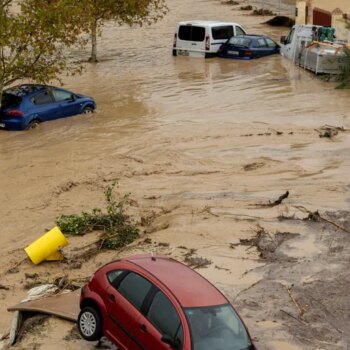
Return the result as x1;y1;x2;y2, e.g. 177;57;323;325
243;50;253;57
6;109;24;117
205;35;210;51
173;33;177;48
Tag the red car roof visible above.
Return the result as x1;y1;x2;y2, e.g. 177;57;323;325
124;254;228;308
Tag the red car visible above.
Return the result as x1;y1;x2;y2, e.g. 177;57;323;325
78;254;256;350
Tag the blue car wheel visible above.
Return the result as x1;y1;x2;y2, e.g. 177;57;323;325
26;119;40;130
82;106;94;114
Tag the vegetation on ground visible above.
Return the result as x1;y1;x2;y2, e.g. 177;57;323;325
56;183;139;249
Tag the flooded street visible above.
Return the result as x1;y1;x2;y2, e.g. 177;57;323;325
1;0;350;349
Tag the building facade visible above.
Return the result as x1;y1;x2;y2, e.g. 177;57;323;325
295;0;350;41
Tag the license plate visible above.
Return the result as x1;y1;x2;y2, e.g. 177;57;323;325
228;50;239;55
178;50;189;56
0;123;5;128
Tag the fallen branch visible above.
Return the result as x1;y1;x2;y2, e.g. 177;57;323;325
0;332;9;340
286;285;309;320
201;206;219;217
293;205;350;234
0;284;10;290
250;191;289;208
280;309;307;325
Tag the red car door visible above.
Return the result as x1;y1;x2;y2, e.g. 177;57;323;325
105;285;141;350
135;289;185;350
106;272;153;350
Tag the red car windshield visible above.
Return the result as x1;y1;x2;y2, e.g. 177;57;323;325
184;304;253;350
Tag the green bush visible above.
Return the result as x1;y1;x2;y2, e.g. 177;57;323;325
336;47;350;89
56;183;139;249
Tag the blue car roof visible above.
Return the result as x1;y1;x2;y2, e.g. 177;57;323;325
235;34;267;39
5;84;49;97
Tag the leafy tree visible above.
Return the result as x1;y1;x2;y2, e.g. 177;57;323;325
81;0;168;62
0;0;86;106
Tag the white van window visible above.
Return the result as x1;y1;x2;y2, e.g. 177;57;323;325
235;26;245;36
212;26;233;40
286;28;295;44
179;25;205;42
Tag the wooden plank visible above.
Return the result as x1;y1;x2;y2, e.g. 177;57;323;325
7;290;80;322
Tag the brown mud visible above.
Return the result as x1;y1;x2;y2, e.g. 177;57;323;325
1;0;350;349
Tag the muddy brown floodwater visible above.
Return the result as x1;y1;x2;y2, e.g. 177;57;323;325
1;0;350;349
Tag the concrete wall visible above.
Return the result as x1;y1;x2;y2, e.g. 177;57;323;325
295;0;350;41
296;1;306;25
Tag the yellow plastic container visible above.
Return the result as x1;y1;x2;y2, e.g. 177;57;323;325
45;251;65;261
24;227;68;265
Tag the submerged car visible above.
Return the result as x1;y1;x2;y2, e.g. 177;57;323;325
0;84;96;131
78;254;256;350
218;35;280;60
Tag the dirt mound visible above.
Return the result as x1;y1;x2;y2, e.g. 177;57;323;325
265;16;295;27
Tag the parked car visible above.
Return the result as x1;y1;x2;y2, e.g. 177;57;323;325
78;254;256;350
0;84;96;131
218;35;280;60
173;20;246;58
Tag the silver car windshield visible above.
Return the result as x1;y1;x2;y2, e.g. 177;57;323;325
184;304;253;350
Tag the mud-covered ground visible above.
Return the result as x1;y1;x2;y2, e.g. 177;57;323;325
1;0;350;349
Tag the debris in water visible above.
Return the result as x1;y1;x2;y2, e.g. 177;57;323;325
185;256;212;269
253;8;275;16
251;191;289;208
315;125;347;138
221;0;239;4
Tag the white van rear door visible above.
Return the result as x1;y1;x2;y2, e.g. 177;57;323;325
177;25;206;54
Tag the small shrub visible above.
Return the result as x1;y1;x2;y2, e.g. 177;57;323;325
56;183;139;249
336;47;350;89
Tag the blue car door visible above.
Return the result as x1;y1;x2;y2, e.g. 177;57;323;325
30;89;57;121
52;88;81;119
255;38;270;57
265;37;279;55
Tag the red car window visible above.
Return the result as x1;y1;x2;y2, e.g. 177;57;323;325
107;269;125;286
146;290;184;347
118;272;152;310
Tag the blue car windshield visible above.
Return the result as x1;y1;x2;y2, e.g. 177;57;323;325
228;37;251;47
185;304;253;350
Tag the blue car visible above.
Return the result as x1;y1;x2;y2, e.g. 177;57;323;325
218;35;280;60
0;84;96;131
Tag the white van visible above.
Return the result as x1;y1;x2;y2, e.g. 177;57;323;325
280;24;345;74
173;20;247;58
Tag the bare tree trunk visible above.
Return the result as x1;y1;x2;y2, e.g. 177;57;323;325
0;79;4;109
89;18;98;62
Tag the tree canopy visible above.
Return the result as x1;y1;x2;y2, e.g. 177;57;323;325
0;0;86;104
